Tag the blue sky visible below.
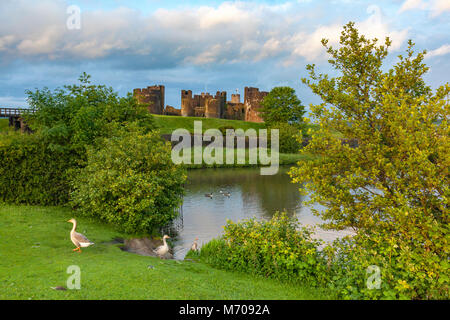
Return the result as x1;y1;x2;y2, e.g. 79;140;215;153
0;0;448;109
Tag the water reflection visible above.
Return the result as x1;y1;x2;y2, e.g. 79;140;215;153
173;167;349;260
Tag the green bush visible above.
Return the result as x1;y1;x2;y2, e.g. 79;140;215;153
0;132;77;205
0;74;157;206
324;234;449;300
268;122;303;154
25;72;154;153
199;213;329;286
70;125;187;233
290;23;449;299
260;86;306;127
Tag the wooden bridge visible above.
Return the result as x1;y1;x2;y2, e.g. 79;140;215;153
0;107;35;132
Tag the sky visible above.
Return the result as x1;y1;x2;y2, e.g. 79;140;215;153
0;0;448;109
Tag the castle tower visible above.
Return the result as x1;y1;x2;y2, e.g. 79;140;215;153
205;98;221;118
231;94;240;104
244;87;268;123
181;90;195;117
133;85;165;115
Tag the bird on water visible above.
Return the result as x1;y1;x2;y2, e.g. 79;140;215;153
191;237;199;251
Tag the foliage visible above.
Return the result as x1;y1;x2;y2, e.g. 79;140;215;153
199;213;329;286
289;22;449;299
0;132;77;205
260;86;306;126
0;119;9;132
0;74;157;206
25;72;155;153
268;122;303;154
70;124;187;234
0;205;333;300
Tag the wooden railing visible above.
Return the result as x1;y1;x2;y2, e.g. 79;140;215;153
0;108;34;118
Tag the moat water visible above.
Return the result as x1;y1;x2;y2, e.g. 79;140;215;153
172;167;352;260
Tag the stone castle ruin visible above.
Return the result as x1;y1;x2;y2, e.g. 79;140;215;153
133;85;268;123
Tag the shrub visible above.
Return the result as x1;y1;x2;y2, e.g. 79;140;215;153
0;74;157;206
199;213;329;286
268;122;303;154
70;125;187;233
290;23;449;299
25;72;154;153
260;86;306;127
324;233;449;300
0;132;77;205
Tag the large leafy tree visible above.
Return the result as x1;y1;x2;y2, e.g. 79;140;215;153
260;86;305;126
25;72;155;153
70;124;186;234
290;22;449;299
2;73;158;206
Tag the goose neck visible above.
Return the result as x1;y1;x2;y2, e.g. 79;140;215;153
71;221;77;233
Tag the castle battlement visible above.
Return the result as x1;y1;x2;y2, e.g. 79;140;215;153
134;85;165;115
133;85;267;122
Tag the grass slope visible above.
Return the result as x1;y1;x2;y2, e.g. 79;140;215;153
153;115;266;135
183;147;315;169
0;119;9;132
0;205;333;300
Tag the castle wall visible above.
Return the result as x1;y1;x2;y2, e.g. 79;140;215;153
181;90;195;117
133;85;165;115
231;94;240;104
224;102;245;120
134;84;268;123
205;91;226;118
205;99;220;118
244;87;268;123
164;105;181;116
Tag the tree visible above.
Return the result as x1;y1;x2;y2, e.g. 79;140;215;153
268;122;302;154
289;22;449;299
2;73;157;206
70;124;186;234
25;72;155;153
260;86;305;126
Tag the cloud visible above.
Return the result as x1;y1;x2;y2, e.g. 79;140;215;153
430;0;450;17
0;1;410;69
399;0;450;17
289;5;409;62
399;0;427;12
426;44;450;58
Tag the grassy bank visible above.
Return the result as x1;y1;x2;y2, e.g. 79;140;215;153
152;114;341;138
181;147;315;169
0;119;8;132
153;114;266;135
0;205;334;300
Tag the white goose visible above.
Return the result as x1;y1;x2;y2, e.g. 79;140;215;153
67;219;94;252
191;237;199;251
154;235;171;257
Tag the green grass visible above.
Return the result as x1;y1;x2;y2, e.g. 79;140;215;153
152;114;342;138
181;147;315;169
0;205;334;300
153;114;266;135
0;119;9;132
154;115;319;169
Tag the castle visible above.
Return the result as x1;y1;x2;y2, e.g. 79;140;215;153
133;85;268;123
